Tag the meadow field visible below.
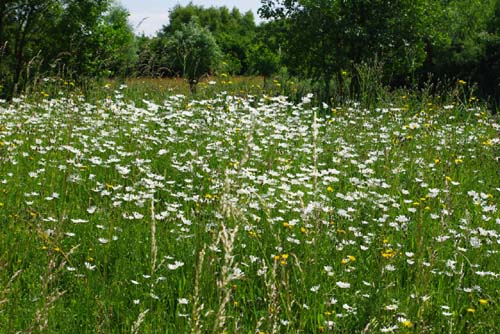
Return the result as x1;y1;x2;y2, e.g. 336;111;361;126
0;81;499;333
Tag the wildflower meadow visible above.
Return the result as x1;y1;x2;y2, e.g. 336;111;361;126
0;85;499;333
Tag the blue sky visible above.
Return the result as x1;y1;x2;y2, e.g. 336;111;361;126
118;0;263;36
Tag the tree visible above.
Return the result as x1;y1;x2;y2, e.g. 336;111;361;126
0;0;124;99
0;0;61;96
249;42;280;85
47;0;113;77
259;0;433;101
165;20;221;93
97;3;137;77
0;0;144;98
417;0;499;103
483;0;500;104
134;35;161;77
161;4;256;75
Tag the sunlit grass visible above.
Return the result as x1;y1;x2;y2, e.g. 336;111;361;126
0;83;499;333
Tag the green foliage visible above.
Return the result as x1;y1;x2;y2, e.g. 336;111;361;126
0;0;136;99
1;0;500;104
260;1;431;93
160;4;256;75
420;0;499;104
47;0;111;77
164;20;221;93
254;0;499;106
481;0;500;104
1;85;499;333
247;21;284;82
0;0;63;96
97;3;137;77
133;35;161;77
249;42;280;81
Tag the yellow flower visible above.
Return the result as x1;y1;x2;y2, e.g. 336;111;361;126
274;253;289;265
381;249;397;259
479;299;488;305
458;79;466;85
326;186;334;192
401;320;413;328
482;139;493;146
341;255;356;264
467;307;476;313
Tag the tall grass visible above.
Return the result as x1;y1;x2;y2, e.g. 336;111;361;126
0;78;499;333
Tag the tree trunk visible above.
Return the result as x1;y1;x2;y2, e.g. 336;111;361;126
0;1;8;79
189;79;197;94
323;73;332;104
0;2;5;48
262;75;268;89
12;25;26;96
12;6;34;97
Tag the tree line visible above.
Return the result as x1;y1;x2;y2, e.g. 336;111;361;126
1;0;499;104
0;0;136;98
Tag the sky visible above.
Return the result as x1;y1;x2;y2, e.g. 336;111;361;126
119;0;263;36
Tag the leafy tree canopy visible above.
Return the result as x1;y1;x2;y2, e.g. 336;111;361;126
160;3;256;75
259;0;436;99
0;0;135;98
164;19;221;93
